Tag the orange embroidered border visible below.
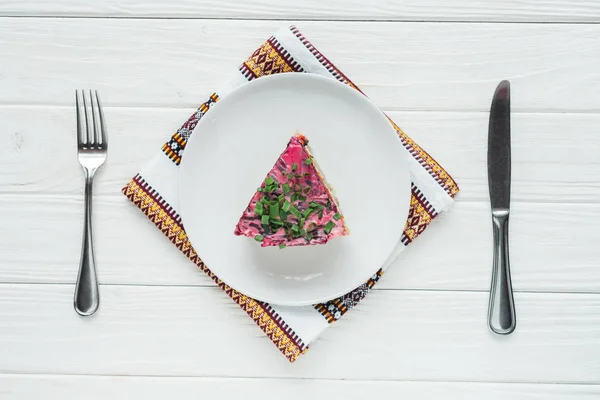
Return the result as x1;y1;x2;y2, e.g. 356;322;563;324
162;93;220;166
161;133;186;164
240;37;303;79
315;269;383;323
389;120;460;198
403;184;437;242
122;175;307;362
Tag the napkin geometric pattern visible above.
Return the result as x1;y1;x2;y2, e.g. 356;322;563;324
122;25;459;363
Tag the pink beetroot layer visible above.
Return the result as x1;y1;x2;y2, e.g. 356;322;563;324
234;134;348;247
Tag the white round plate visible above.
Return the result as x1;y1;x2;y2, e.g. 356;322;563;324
179;73;411;306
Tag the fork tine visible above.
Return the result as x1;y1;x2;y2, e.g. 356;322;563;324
95;91;107;148
89;89;99;147
82;90;91;146
75;90;84;147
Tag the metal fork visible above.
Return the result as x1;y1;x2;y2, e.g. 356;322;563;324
74;90;107;316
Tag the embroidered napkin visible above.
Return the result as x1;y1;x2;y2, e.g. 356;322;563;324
122;25;459;362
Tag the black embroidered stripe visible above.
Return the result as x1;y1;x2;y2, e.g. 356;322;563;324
314;268;383;323
161;93;220;165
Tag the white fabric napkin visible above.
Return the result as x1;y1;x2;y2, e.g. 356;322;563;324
122;25;459;362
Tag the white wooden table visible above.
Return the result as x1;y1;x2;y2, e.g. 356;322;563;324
1;1;600;399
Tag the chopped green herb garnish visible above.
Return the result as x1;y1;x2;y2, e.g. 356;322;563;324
255;202;263;215
257;187;263;192
279;210;288;221
290;193;298;203
290;206;301;218
283;183;290;194
265;176;275;185
333;213;342;221
270;203;280;219
304;158;312;165
302;208;314;218
298;195;307;202
299;218;305;228
299;229;306;236
254;235;264;242
282;200;291;212
279;244;287;249
318;211;323;219
270;199;278;206
292;163;297;172
261;215;270;225
291;224;299;233
324;221;335;234
271;219;284;227
310;201;321;209
306;232;313;241
326;200;331;208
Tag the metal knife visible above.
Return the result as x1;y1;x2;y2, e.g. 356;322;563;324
487;80;516;335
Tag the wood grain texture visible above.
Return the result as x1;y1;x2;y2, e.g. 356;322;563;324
0;19;599;111
0;4;598;394
2;374;600;400
1;106;599;203
0;284;599;382
1;0;600;22
1;196;599;293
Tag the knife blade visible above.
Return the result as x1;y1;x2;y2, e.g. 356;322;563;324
487;80;516;335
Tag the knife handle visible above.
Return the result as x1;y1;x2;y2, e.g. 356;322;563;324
488;209;516;334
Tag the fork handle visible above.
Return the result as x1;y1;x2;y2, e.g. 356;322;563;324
74;169;100;316
488;210;516;334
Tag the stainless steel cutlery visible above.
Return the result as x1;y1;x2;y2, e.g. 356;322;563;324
74;90;107;316
487;80;516;334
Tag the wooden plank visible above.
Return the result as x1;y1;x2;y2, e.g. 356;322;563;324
1;195;599;293
2;374;599;400
1;19;599;111
1;0;599;22
0;284;598;382
1;106;598;203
